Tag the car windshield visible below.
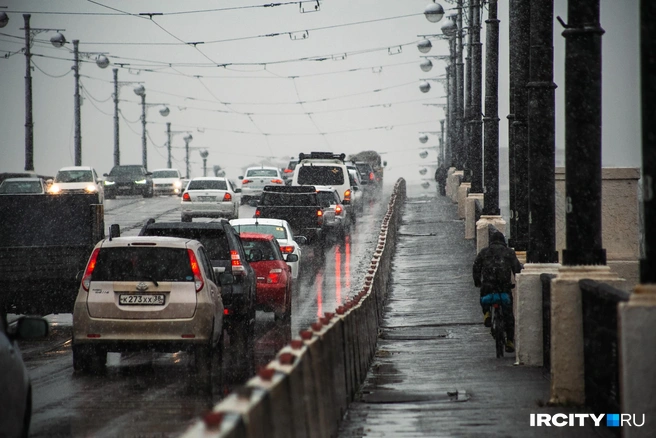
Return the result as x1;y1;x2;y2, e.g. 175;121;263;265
316;192;337;208
0;180;42;194
152;170;179;178
260;192;317;206
187;180;227;190
91;247;193;282
297;166;344;186
233;224;287;240
246;169;278;177
55;170;93;183
109;166;143;176
241;239;280;261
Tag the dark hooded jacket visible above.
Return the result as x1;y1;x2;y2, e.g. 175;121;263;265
472;230;522;295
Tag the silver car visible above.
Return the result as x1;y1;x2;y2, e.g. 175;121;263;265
72;236;224;380
239;166;284;205
181;177;240;221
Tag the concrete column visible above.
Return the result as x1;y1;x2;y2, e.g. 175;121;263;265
457;182;471;219
475;215;506;254
549;265;626;405
619;284;656;437
555;168;641;288
465;194;484;239
447;169;463;202
514;263;560;366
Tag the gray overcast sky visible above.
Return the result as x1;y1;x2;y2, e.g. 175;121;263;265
0;0;641;184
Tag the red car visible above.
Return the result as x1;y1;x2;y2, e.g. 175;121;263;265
239;233;295;321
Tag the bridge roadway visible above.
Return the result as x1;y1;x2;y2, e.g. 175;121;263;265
17;188;389;438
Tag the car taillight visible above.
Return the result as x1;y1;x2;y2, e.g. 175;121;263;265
187;249;204;292
335;205;342;215
182;192;191;202
81;248;100;291
267;268;282;284
283;169;293;173
223;193;232;202
231;249;246;275
242;179;251;184
271;179;283;184
369;172;375;181
317;209;323;225
344;189;351;201
280;245;294;254
255;209;261;217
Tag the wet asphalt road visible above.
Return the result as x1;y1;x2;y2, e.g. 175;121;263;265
17;187;390;438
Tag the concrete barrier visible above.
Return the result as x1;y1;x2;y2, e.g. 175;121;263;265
181;178;406;438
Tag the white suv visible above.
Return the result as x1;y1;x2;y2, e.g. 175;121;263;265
72;236;224;382
151;168;183;196
292;151;354;207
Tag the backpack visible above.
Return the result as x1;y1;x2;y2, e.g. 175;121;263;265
481;251;513;287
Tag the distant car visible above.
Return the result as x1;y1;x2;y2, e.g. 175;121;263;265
0;177;46;195
230;218;304;279
239;166;284;205
347;168;364;217
314;186;350;240
48;166;104;203
181;177;240;221
292;152;353;206
0;311;49;437
103;165;154;199
151;168;183;196
281;158;298;185
72;236;225;380
354;161;378;190
239;232;294;321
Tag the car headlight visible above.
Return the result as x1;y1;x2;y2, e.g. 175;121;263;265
48;184;61;194
134;179;147;184
174;181;182;188
85;185;98;193
104;180;115;186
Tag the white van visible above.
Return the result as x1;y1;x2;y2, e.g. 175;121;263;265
291;152;353;206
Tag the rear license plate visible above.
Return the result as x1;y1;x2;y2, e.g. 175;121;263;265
119;294;165;305
198;196;216;202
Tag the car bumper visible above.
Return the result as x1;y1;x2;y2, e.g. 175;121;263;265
154;186;181;195
72;300;217;349
182;203;235;217
255;283;286;313
240;187;264;198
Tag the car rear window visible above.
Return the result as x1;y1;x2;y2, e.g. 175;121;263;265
91;247;193;282
356;163;373;174
260;192;317;206
297;166;344;186
232;224;287;239
241;239;280;261
246;169;278;177
152;170;179;178
317;192;337;207
142;228;231;260
187;180;227;191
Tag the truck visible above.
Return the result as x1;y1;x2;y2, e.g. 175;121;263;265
255;185;324;245
0;193;104;315
348;150;386;184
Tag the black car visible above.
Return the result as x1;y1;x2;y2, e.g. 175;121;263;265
103;165;154;199
138;219;257;374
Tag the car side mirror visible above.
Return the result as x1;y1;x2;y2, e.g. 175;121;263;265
218;272;235;285
103;173;109;177
234;188;242;193
285;253;299;263
238;175;243;180
145;172;153;176
352;186;359;191
109;223;121;239
75;270;84;283
294;236;308;245
11;316;49;340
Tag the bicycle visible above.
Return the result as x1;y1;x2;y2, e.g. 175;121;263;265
481;292;511;358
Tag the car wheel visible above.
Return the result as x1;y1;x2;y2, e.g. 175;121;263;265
73;344;105;373
227;313;255;381
240;196;248;205
143;186;154;198
181;215;192;222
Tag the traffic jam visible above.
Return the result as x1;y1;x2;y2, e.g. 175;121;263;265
0;152;387;437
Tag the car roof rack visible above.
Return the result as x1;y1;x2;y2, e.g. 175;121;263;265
298;152;346;162
263;185;316;193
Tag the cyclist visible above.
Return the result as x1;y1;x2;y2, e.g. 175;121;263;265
472;228;522;353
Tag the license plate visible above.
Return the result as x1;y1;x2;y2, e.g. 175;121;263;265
119;186;131;191
198;196;216;202
119;294;165;305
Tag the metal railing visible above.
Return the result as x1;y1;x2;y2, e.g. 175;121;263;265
579;279;629;425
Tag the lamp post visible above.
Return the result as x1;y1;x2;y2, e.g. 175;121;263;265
21;14;65;171
200;150;209;177
184;134;193;179
133;84;169;170
468;0;483;194
167;125;193;170
482;0;500;215
112;71;144;167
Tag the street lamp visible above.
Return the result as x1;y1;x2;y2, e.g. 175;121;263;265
199;150;209;177
419;134;429;144
183;134;193;179
417;39;433;54
133;84;169;170
424;2;445;23
419;81;431;93
0;12;8;28
21;14;66;171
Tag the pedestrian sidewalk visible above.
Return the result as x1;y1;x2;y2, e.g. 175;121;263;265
338;185;613;438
